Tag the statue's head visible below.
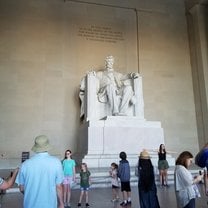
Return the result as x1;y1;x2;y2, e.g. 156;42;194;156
105;55;114;71
105;55;114;61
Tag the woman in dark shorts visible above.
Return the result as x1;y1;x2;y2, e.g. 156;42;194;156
158;144;169;187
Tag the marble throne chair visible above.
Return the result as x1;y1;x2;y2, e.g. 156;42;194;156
80;72;145;122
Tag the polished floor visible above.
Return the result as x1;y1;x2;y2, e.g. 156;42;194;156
1;184;208;208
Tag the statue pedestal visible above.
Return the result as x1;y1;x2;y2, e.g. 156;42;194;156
78;116;168;168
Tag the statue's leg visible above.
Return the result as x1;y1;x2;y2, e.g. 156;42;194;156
106;84;119;115
119;85;133;115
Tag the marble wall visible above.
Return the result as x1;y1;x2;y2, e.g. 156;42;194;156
186;1;208;148
0;0;200;166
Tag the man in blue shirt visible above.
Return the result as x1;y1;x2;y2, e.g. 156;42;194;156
16;135;64;208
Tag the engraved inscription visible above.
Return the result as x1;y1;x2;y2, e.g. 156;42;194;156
78;25;124;43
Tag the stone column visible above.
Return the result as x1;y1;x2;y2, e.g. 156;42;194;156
186;2;208;146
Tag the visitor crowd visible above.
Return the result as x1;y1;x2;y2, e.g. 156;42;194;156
1;137;208;208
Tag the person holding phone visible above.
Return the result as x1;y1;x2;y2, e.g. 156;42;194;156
175;151;203;208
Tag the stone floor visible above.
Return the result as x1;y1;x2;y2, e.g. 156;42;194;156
1;184;208;208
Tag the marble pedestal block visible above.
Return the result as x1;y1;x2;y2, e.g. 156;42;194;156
78;116;166;168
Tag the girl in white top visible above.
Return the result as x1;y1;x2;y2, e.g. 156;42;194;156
109;162;119;202
174;151;203;208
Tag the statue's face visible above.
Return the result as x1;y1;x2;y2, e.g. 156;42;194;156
105;57;114;71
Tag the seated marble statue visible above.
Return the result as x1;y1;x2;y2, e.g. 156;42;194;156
96;55;138;115
79;55;142;120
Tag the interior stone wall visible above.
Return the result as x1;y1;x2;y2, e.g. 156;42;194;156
137;1;198;155
186;1;208;148
0;0;199;166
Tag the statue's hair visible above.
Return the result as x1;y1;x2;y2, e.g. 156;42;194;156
105;55;114;61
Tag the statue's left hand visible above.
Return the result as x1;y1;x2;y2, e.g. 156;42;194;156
130;72;139;79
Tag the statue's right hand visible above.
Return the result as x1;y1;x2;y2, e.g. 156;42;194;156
87;70;96;76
